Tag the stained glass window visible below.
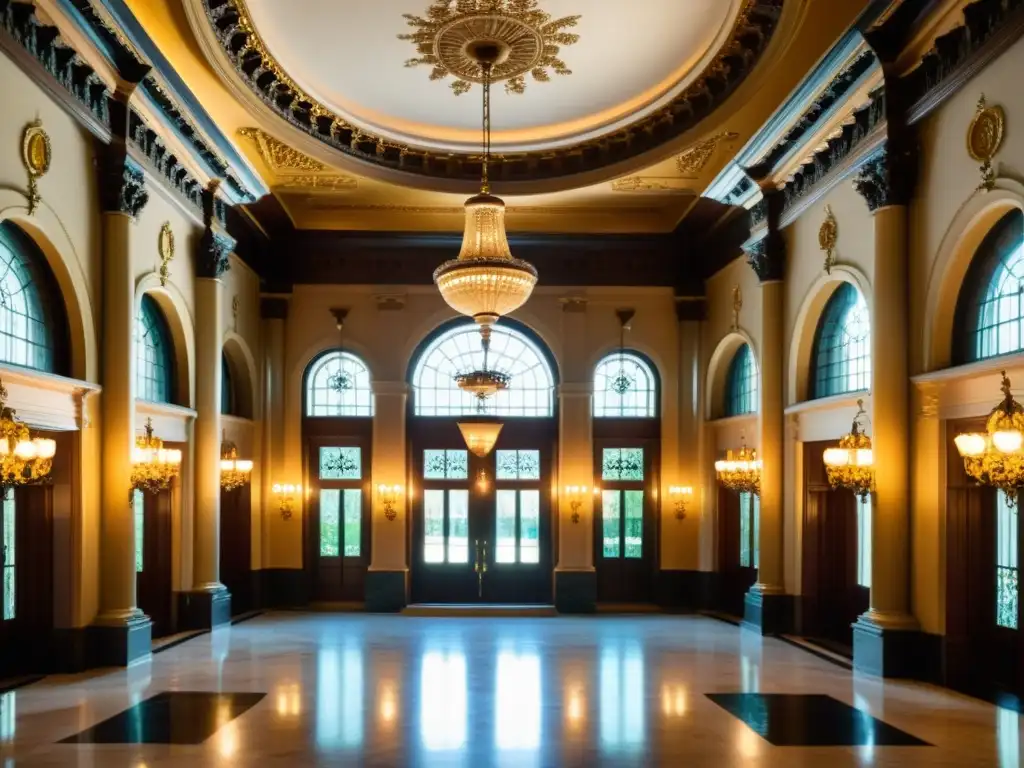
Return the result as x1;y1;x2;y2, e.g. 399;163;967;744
725;344;758;416
135;294;174;403
306;351;374;417
857;495;872;589
0;222;64;374
2;490;13;620
423;450;468;480
495;450;540;481
320;447;362;480
593;353;658;418
810;283;871;399
997;492;1018;630
602;448;644;481
133;489;144;574
412;323;555;417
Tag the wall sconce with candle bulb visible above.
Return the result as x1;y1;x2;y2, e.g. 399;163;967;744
669;486;693;521
272;483;301;520
378;484;402;522
564;485;598;524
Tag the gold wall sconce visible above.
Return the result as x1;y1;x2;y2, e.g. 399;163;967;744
564;485;598;524
668;486;693;521
378;484;402;522
272;483;301;520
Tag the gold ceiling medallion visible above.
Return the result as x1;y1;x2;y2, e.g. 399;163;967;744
968;95;1005;192
21;119;51;215
399;0;581;95
676;132;739;177
611;177;692;193
158;223;175;286
732;285;742;331
819;205;838;274
238;128;358;192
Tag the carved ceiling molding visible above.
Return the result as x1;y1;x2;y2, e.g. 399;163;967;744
239;128;358;192
201;0;784;183
611;177;694;193
676;132;740;176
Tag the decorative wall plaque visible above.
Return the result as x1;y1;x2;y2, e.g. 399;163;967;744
232;295;240;332
21;119;51;215
819;205;838;274
968;95;1005;192
732;285;742;331
158;222;175;286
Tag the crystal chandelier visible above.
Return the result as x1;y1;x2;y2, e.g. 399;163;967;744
433;41;538;335
823;399;874;498
220;437;254;492
131;418;182;494
608;309;636;395
955;372;1024;507
0;378;56;492
715;440;761;495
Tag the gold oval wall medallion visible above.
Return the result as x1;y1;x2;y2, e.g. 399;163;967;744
21;119;51;215
819;205;838;274
158;223;175;286
968;95;1005;191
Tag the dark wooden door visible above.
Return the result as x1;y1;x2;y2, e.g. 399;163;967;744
135;489;173;638
593;440;659;603
717;487;757;617
220;484;252;614
0;486;54;676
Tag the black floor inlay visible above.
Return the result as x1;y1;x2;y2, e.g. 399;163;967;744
706;693;931;747
60;692;265;745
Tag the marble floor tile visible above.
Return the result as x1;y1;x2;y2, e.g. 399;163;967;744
0;612;1017;767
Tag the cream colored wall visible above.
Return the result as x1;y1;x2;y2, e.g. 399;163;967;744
275;284;688;571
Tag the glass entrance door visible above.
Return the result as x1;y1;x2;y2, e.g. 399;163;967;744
411;443;552;604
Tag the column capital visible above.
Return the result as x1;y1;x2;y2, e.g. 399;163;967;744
196;182;236;279
743;233;786;283
854;146;916;212
99;153;149;219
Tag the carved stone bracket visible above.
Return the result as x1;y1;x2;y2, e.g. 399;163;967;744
743;235;785;283
99;153;149;219
197;229;235;279
853;146;915;212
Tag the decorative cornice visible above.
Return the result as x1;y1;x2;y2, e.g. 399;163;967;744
197;183;235;278
238;127;358;191
611;177;692;193
676;132;740;176
128;108;204;212
99;151;149;218
853;146;915;211
201;0;785;183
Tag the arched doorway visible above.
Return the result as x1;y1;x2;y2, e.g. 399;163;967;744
407;319;557;604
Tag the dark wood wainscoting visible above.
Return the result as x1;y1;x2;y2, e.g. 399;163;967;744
717;487;755;617
220;484;252;614
136;490;174;639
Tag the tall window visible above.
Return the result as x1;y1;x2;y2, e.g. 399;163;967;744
954;209;1024;362
810;283;871;399
306;351;374;417
412;323;555;417
739;492;759;569
2;490;14;620
857;495;872;589
593;352;658;418
221;352;236;415
0;221;66;373
724;344;758;416
317;447;363;558
135;294;174;403
997;492;1018;630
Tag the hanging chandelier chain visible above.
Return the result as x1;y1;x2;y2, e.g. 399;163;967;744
481;61;492;194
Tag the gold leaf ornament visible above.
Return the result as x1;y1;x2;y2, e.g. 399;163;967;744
968;95;1005;192
819;205;838;274
21;119;51;215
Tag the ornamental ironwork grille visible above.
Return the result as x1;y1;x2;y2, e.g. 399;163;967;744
412;324;554;417
135;294;174;404
593;352;657;418
306;351;374;417
810;282;871;399
0;223;62;374
725;344;758;417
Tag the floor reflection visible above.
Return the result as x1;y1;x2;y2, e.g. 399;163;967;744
495;645;541;766
419;645;467;756
999;706;1019;768
315;641;364;752
599;642;645;756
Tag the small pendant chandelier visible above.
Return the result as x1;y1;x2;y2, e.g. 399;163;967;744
715;436;761;495
220;434;254;492
823;399;874;499
955;371;1024;507
433;40;538;338
609;309;636;396
131;418;182;494
0;378;56;492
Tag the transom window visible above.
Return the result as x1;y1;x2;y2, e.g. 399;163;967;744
135;294;174;404
955;209;1024;362
810;283;871;399
725;344;758;417
593;352;658;418
0;223;64;374
306;351;374;417
412;323;554;417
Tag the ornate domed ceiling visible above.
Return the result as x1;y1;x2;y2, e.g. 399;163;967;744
194;0;785;188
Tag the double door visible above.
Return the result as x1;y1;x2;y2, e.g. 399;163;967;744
411;425;553;604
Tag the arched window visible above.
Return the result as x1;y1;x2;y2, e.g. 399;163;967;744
593;352;658;418
306;351;374;417
135;294;174;403
0;222;67;374
810;283;871;399
412;323;555;417
725;344;758;416
954;209;1024;363
221;352;235;415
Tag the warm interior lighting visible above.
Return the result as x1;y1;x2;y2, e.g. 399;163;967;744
822;399;874;498
220;438;253;491
0;378;56;491
955;371;1024;505
715;441;761;495
994;429;1024;454
131;418;182;494
564;485;589;524
668;486;693;521
954;432;986;457
272;483;301;520
377;484;402;522
457;421;503;457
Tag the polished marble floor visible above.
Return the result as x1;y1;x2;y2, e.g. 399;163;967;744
0;612;1019;766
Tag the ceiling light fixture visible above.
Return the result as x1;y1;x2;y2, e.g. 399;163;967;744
955;372;1024;507
822;399;873;498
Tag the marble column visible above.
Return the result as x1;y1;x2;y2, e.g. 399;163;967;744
556;382;596;612
852;149;919;675
367;381;409;612
741;194;792;634
260;297;288;574
92;144;152;664
180;189;235;629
